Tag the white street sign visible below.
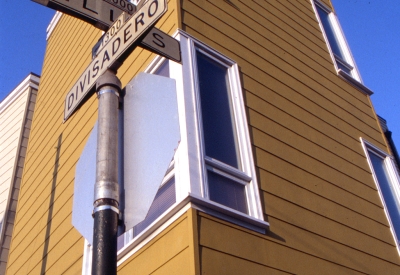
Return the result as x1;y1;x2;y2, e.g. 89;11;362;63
123;73;180;230
92;12;128;58
72;73;179;243
64;0;167;121
93;22;181;64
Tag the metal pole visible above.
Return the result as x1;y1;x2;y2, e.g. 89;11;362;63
92;70;121;275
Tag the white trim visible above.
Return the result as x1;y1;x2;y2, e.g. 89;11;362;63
360;137;400;255
312;0;362;82
338;70;373;95
46;11;62;40
115;29;265;266
188;193;269;232
205;157;252;182
84;29;266;270
179;31;264;219
81;240;92;275
0;73;40;115
117;199;191;264
117;193;269;265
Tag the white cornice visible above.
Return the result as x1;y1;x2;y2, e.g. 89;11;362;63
0;74;40;115
46;11;62;40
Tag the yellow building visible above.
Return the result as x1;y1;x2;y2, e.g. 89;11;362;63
6;0;400;274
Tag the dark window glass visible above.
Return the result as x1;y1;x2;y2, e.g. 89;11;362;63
336;60;352;75
369;152;400;241
208;170;247;213
196;51;240;168
133;177;176;237
316;5;346;60
155;60;169;77
117;178;176;250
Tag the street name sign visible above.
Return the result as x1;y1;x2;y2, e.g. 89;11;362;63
92;12;129;59
103;0;135;15
32;0;134;31
64;0;167;121
92;15;181;64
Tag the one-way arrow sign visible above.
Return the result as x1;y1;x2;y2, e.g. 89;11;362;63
64;0;167;121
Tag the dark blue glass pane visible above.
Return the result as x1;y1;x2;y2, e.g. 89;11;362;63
336;60;352;75
208;170;248;214
133;177;176;237
316;6;346;60
155;60;169;77
196;51;240;168
369;152;400;241
117;234;125;251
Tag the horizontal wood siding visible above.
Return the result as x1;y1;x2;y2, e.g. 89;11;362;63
182;0;400;273
199;213;400;274
6;0;181;274
118;212;192;274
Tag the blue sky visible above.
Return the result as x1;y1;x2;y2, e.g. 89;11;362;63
0;0;399;152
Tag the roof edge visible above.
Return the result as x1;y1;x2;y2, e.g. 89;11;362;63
0;73;40;115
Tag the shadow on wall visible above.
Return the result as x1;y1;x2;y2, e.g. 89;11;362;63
41;134;62;274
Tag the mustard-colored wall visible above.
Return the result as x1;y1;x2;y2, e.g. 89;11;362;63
180;0;400;273
6;0;182;274
118;209;199;275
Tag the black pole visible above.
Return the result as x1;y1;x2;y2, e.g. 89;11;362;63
92;199;119;275
92;70;122;275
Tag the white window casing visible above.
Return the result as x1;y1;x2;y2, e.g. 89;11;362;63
312;0;363;82
82;29;267;270
361;138;400;254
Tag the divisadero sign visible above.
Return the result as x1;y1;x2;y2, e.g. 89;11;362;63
92;13;181;64
64;0;167;121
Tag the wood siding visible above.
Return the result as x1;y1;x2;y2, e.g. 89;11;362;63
118;210;197;274
181;0;400;273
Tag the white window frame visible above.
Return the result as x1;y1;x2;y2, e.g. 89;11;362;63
118;30;265;252
361;138;400;254
312;0;362;82
83;30;267;272
177;31;264;220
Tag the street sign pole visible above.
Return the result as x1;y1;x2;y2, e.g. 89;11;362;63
92;70;121;275
34;1;180;273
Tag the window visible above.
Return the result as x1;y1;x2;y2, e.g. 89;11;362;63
361;138;400;251
196;50;248;213
313;0;361;81
180;33;264;221
78;30;269;267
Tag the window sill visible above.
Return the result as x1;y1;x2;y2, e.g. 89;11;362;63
338;69;373;95
117;193;269;264
188;193;269;233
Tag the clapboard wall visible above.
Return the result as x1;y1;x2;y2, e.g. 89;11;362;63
0;74;39;275
180;0;400;273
